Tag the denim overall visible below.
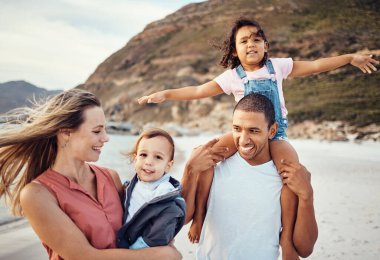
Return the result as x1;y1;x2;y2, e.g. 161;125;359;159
236;60;288;140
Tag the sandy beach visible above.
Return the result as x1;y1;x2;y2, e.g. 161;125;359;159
0;136;379;259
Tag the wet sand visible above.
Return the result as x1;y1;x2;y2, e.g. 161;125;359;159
0;137;379;259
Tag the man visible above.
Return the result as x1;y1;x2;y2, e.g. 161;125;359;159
182;93;318;259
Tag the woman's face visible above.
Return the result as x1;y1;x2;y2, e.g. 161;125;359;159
66;106;109;162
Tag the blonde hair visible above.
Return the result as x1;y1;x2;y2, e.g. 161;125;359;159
127;128;175;162
0;89;101;216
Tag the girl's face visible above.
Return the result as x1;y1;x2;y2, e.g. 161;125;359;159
134;136;174;182
234;25;267;71
65;106;109;162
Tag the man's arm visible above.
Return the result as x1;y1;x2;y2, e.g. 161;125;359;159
280;160;318;258
181;138;227;224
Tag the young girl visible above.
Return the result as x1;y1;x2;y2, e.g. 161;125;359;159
138;18;378;257
117;128;186;249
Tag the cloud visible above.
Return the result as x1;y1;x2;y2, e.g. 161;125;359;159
0;0;203;90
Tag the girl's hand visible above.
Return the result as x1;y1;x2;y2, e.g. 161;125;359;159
138;91;166;104
350;54;379;74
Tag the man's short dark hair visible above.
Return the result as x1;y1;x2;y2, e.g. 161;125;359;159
233;93;275;128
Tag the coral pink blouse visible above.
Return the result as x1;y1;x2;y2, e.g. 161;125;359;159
35;164;123;260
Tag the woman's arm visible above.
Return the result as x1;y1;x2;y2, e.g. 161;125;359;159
289;54;379;78
20;183;181;260
138;80;223;104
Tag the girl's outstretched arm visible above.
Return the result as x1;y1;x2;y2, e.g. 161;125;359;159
289;53;379;78
138;80;223;104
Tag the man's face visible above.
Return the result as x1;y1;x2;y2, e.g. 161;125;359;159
232;109;277;165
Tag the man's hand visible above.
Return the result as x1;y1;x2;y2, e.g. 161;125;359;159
138;91;167;104
279;159;313;201
186;138;228;174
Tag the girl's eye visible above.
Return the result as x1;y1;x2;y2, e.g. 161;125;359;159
139;153;147;157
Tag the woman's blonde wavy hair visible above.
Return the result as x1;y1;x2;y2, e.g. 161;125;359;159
0;89;100;216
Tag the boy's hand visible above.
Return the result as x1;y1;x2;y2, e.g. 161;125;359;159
350;54;379;74
138;91;166;104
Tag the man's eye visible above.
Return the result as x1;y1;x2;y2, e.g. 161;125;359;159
93;131;101;134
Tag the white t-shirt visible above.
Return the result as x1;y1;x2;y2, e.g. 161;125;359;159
197;153;282;260
214;58;293;117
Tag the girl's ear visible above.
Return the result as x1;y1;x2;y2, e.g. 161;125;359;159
165;160;174;172
264;41;269;52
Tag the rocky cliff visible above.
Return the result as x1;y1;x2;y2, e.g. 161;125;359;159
79;0;380;139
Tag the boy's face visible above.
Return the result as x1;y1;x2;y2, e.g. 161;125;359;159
134;136;173;182
232;109;277;165
234;25;267;70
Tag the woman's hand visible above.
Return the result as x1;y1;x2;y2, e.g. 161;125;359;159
350;54;379;74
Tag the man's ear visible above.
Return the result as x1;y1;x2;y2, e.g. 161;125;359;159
268;122;278;140
165;160;174;172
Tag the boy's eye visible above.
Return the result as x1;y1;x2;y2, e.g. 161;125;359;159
139;153;147;157
156;155;163;160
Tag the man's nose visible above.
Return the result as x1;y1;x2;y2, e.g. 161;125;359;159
239;131;250;145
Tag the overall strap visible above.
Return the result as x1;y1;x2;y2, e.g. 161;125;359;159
236;64;247;79
265;59;276;81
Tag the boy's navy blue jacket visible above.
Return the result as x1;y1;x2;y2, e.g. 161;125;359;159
116;174;186;248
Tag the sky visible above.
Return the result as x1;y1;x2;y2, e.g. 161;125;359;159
0;0;204;90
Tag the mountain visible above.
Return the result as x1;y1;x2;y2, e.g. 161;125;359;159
79;0;380;134
0;81;62;114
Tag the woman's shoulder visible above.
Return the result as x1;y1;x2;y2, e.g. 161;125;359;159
90;164;123;192
20;181;57;209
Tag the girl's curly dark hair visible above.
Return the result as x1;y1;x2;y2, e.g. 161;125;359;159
219;18;269;69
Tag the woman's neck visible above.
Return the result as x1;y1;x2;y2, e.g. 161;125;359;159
51;154;90;184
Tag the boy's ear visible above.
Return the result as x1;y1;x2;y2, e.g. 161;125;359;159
268;122;278;140
165;160;174;172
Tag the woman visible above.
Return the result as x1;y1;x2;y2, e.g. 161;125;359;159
0;89;181;259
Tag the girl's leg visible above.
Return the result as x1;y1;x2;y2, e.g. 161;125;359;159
270;140;299;260
188;132;237;243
